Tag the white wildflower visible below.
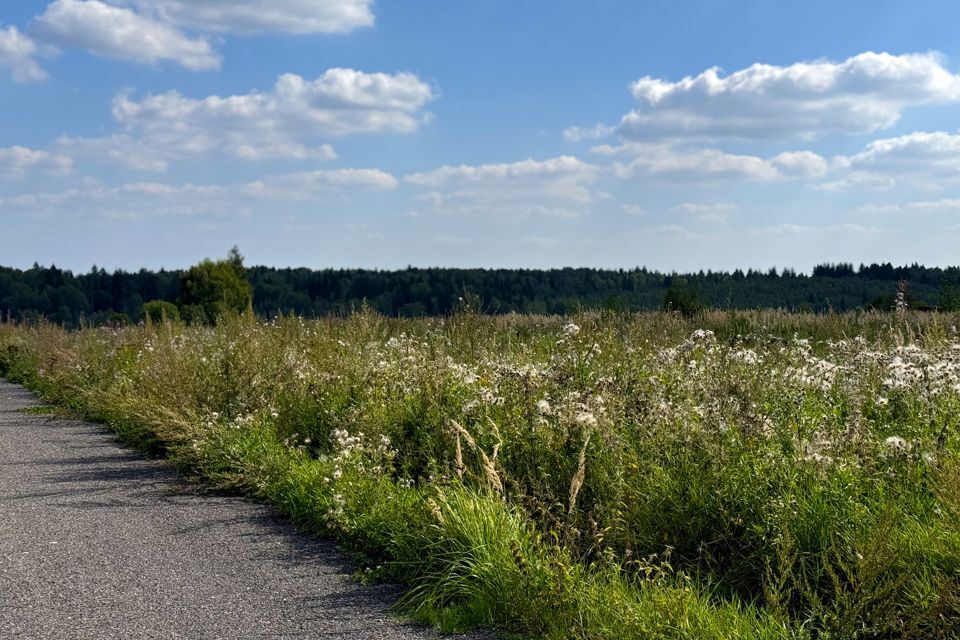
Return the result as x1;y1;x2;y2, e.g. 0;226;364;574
732;349;760;365
884;436;910;455
690;329;715;343
574;411;597;428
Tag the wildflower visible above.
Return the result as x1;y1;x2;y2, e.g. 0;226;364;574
690;329;715;342
479;387;503;406
574;411;597;428
732;349;760;365
563;322;581;336
884;436;910;455
536;399;553;415
804;452;834;466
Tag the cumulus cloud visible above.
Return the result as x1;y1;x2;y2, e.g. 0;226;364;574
405;156;601;216
769;151;830;179
60;69;433;169
616;52;960;141
823;131;960;190
120;0;375;35
601;143;827;183
33;0;220;71
0;25;47;82
0;145;72;177
841;131;960;175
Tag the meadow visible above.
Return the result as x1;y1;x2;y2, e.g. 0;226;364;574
2;308;959;639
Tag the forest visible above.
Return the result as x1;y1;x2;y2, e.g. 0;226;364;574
2;257;960;326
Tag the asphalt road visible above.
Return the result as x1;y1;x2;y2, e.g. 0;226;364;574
0;380;477;639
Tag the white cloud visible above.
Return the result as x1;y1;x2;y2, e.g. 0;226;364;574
405;156;600;215
241;168;398;199
61;69;432;169
639;224;687;236
56;134;173;172
563;123;615;142
57;133;338;172
744;223;887;238
817;171;896;192
0;167;396;218
621;204;646;216
0;25;46;82
0;145;72;177
856;198;960;216
603;143;827;183
617;52;960;141
823;131;960;190
673;202;738;223
769;151;829;179
843;131;960;176
33;0;221;71
121;0;375;35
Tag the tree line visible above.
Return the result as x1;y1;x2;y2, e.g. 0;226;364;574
2;252;960;326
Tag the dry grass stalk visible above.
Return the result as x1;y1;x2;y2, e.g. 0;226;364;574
454;434;464;479
450;419;503;494
567;431;591;517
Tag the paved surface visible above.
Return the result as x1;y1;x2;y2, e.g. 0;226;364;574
0;380;469;639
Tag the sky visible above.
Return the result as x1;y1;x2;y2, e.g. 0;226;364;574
2;1;960;273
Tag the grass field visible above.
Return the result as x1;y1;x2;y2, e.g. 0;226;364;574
2;309;960;639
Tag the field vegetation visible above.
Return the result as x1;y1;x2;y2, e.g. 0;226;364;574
2;309;960;638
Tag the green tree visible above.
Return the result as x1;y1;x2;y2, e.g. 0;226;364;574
178;247;252;324
662;278;705;317
142;299;180;324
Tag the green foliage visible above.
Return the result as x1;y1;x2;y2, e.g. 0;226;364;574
4;310;960;637
104;311;130;327
178;247;252;324
3;261;960;327
142;299;180;324
663;278;705;317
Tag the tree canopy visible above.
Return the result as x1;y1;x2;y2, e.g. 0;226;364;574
178;247;252;324
2;259;959;327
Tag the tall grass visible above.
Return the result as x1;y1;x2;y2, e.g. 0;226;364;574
2;309;959;638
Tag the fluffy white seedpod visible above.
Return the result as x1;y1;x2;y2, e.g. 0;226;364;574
563;322;581;336
574;411;597;428
690;329;715;342
884;436;910;455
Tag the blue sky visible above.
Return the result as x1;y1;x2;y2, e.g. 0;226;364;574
2;0;960;272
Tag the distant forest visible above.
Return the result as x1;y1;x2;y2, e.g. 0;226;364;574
3;261;960;326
